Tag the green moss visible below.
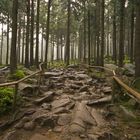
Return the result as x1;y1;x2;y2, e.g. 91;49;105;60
0;87;14;115
9;70;25;80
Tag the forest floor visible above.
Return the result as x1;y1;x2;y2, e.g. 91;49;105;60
0;65;140;140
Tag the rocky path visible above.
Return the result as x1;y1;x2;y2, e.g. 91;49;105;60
0;66;139;140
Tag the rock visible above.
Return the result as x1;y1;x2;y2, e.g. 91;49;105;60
78;85;89;92
24;121;36;131
34;91;54;105
91;108;106;126
53;126;63;133
34;114;58;128
87;95;112;105
43;72;63;78
19;83;38;97
30;134;47;140
3;130;21;140
98;132;118;140
119;105;136;120
57;114;71;126
14;116;31;129
24;109;36;116
51;98;71;109
68;84;80;90
41;103;51;110
70;102;96;134
102;87;112;94
66;102;75;110
76;74;89;80
52;107;69;114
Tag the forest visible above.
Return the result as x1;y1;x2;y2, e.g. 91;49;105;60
0;0;140;140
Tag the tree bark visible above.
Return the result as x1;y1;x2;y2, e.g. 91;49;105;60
10;0;18;73
25;0;30;68
118;0;125;67
35;0;40;67
30;0;34;66
135;1;140;77
45;0;51;64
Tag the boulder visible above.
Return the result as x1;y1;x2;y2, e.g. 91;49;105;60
34;91;55;105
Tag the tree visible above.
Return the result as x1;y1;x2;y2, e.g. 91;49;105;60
25;0;30;68
100;0;105;66
45;0;51;64
30;0;34;66
135;0;140;77
10;0;18;73
118;0;125;67
65;0;71;66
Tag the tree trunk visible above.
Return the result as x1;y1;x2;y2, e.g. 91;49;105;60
45;0;51;64
10;0;18;73
17;16;21;64
135;1;140;77
0;22;4;65
6;14;10;65
88;9;91;65
118;0;125;67
35;0;40;67
112;0;117;64
25;0;30;68
65;0;71;66
130;1;134;63
30;0;34;66
100;0;105;66
22;16;25;65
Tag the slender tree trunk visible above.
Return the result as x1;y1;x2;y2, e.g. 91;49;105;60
135;1;140;77
96;0;100;65
17;17;21;64
0;22;3;65
100;0;105;66
88;9;91;65
25;0;30;68
22;16;25;64
130;1;134;63
41;28;44;62
112;0;117;64
35;0;40;67
83;1;86;62
118;0;125;67
30;0;34;66
65;0;71;66
10;0;18;73
6;14;10;65
45;0;51;64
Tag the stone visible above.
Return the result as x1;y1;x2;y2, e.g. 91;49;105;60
30;134;47;140
70;102;97;133
119;105;136;120
34;114;58;128
102;87;112;94
78;85;89;92
41;103;51;110
57;114;71;126
76;74;89;80
87;95;112;105
14;117;31;129
52;107;69;114
34;91;54;105
51;98;71;109
44;72;63;78
24;121;36;131
3;130;22;140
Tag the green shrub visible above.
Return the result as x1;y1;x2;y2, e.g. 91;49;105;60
9;70;25;80
0;87;14;115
